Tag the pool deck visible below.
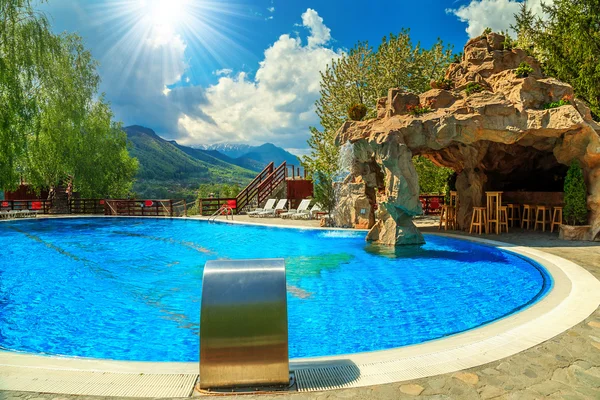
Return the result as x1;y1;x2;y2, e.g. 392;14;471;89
2;216;600;399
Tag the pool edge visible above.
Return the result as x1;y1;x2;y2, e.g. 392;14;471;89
1;218;600;395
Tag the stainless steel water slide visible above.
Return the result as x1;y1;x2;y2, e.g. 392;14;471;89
199;258;289;389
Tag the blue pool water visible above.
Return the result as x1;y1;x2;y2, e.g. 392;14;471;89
0;218;551;361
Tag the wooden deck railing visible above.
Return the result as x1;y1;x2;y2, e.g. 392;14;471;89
257;162;287;205
104;199;174;217
420;195;445;215
69;198;105;214
197;198;237;216
0;199;51;213
235;162;274;212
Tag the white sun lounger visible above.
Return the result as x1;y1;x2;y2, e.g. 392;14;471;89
293;204;321;220
248;198;276;217
0;210;10;219
258;199;287;217
280;199;311;219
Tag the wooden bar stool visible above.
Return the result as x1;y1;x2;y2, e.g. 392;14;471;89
486;191;503;235
522;204;535;230
505;203;521;227
534;205;551;232
499;206;509;233
439;205;449;230
470;207;487;235
551;206;563;233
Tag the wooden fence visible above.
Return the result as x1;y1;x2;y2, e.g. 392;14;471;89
197;198;237;216
69;199;105;214
104;199;175;217
0;199;51;213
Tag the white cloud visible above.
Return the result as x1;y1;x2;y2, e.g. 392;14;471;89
267;6;275;12
447;0;552;38
176;9;341;149
301;8;331;48
214;68;233;76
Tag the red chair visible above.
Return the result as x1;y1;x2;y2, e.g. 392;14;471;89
144;200;154;207
429;197;441;213
1;201;8;208
31;201;42;210
226;199;237;209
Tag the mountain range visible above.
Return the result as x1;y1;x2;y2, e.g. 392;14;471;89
123;125;301;200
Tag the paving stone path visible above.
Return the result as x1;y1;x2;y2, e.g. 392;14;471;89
1;226;599;400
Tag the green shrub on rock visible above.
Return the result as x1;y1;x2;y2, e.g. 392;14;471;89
464;82;484;96
515;62;534;78
348;103;368;121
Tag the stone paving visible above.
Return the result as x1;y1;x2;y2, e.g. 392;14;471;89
2;219;600;400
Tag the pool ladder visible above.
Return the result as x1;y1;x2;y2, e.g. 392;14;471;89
208;204;234;222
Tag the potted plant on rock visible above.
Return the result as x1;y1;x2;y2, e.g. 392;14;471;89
559;160;592;241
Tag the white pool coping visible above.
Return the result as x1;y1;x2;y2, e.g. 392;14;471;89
1;216;599;396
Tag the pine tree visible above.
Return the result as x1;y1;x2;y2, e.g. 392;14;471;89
511;1;537;52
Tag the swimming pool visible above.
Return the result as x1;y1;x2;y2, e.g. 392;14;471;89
0;217;552;362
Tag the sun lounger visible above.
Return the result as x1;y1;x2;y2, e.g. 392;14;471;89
248;199;276;217
280;199;311;219
293;204;321;220
8;210;22;218
258;199;287;217
0;210;9;219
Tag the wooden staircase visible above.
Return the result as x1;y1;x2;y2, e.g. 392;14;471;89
235;162;287;213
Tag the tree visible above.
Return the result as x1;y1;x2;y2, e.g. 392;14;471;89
532;0;600;119
302;30;453;178
313;171;336;219
0;0;59;189
511;2;537;52
563;160;588;226
413;156;453;194
1;0;138;197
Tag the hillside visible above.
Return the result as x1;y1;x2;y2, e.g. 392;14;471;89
124;126;256;200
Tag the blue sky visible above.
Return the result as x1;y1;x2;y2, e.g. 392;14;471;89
41;0;544;154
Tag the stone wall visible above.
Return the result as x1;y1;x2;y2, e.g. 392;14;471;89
335;33;600;245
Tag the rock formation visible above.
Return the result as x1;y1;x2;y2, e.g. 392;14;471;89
335;33;600;245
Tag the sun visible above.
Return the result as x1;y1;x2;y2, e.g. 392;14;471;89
139;0;189;30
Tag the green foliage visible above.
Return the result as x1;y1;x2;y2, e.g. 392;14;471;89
563;160;588;226
511;2;537;52
452;52;463;64
464;82;484;96
515;62;534;78
525;0;600;120
543;96;572;110
413;156;453;194
407;101;434;116
433;77;453;90
313;171;336;218
1;0;138;197
348;103;367;121
196;183;241;199
303;29;453;176
482;27;492;36
500;31;517;51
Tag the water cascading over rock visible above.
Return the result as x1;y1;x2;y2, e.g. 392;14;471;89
335;33;600;246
